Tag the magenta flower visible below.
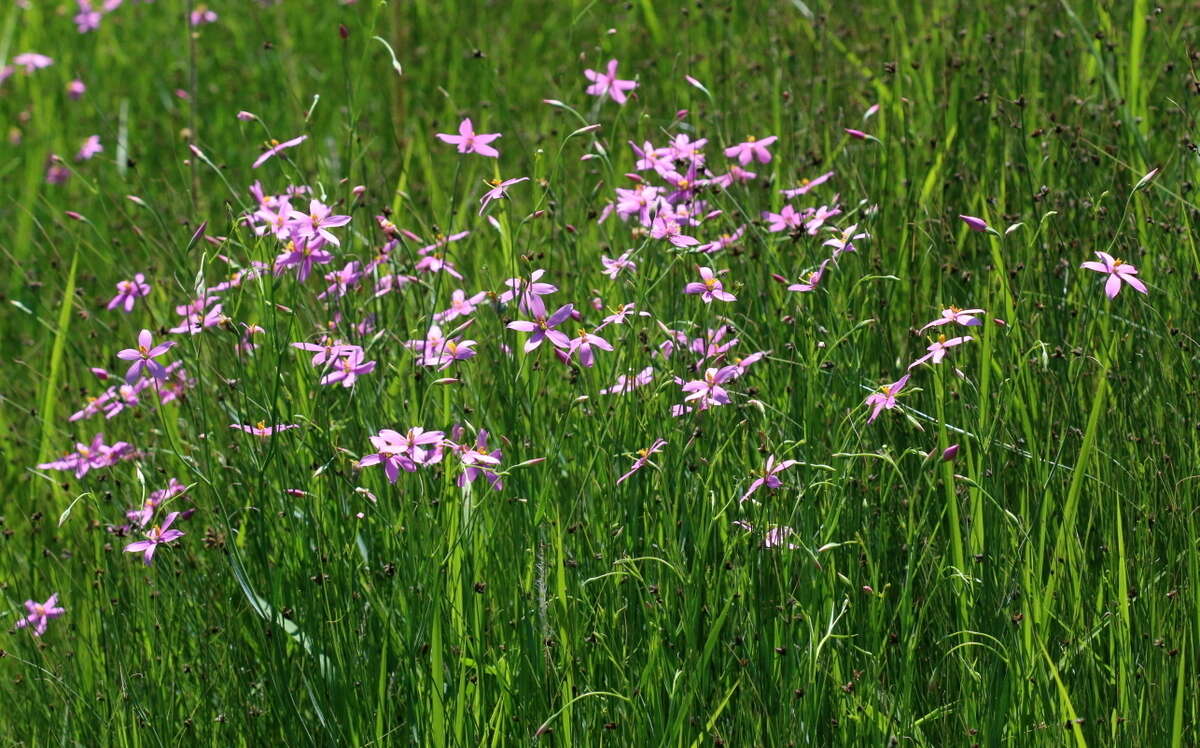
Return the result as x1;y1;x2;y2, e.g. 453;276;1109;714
684;266;736;304
763;204;806;233
106;273;150;312
289;198;352;246
804;205;842;235
116;329;175;383
697;226;746;255
36;433;133;478
453;429;503;490
958;214;988;232
1080;251;1148;298
436;118;501;158
292;337;357;367
251;134;307;169
908;334;972;369
75;0;101;32
680;365;739;410
735;522;800;550
865;374;910;423
786;260;830;293
320;349;376;387
508;303;574;352
740;455;799;504
650;216;700;248
600;366;654;395
67;79;86;99
583;59;638;104
127;478;189;528
600;250;637;279
317;261;363;300
274;236;333;282
405;324;476;370
15;594;65;636
434;289;488;323
390;427;446;466
478;176;528;214
781;170;835;198
567;327;613;368
919;306;985;332
617;438;666;484
76;134;102;162
230;422;298;438
823;224;868;256
123;512;185;565
189;6;217;26
12;53;53;73
724;135;777;165
359;430;418;482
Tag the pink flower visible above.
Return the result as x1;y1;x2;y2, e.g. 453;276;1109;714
617;438;666;484
189;5;217;25
908;334;972;369
15;594;65;636
453;429;503;490
600;250;637;279
1080;251;1148;298
679;365;739;411
404;324;476;370
583;59;638;104
288;199;351;246
436;118;501;158
763;204;806;233
684;266;736;304
740;455;798;504
697;226;745;255
600;366;654;395
865;374;910;423
508;304;574;352
67;79;86;99
116;329;175;383
650;216;700;247
359;430;418;482
781;170;835;198
251;134;307;169
434;289;488;323
36;433;133;479
106;273;150;312
75;0;101;32
919;306;985;332
478;176;528;214
734;522;799;550
567;328;613;368
230;422;298;438
12;53;53;73
958;214;988;232
822;224;868;256
786;260;830;293
724;135;777;165
320;348;376;387
123;512;185;565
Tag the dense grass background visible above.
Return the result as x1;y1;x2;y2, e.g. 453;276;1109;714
2;0;1199;744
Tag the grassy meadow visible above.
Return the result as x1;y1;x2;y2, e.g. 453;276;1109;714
2;0;1199;744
